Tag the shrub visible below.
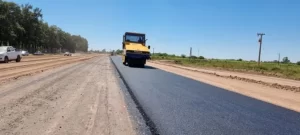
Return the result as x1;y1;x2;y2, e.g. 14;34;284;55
199;56;205;59
271;67;281;72
190;56;197;59
255;66;268;71
174;60;182;65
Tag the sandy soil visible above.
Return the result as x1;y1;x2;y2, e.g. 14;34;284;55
0;55;99;83
147;61;300;113
0;55;135;135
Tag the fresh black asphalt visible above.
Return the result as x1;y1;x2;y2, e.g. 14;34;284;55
111;56;300;135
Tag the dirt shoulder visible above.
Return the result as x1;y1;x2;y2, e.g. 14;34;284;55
150;61;300;92
147;61;300;113
0;56;135;135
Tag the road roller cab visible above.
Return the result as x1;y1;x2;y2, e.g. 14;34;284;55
122;32;151;67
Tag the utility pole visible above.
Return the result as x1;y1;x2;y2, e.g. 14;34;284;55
153;48;154;55
257;33;265;65
278;53;280;65
189;47;192;60
198;49;199;57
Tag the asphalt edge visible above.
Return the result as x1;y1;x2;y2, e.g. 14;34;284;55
109;56;159;135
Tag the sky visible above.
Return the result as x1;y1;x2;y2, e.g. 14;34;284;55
9;0;300;62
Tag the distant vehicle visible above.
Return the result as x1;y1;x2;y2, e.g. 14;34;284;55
111;50;115;56
21;50;29;56
122;32;151;67
64;52;72;56
0;46;22;63
33;51;44;55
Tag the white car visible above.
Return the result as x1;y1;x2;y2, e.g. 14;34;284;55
21;50;29;56
64;52;72;56
0;46;22;63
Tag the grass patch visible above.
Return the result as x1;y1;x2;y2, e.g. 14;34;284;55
151;56;300;80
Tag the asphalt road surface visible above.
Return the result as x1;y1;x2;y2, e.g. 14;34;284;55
111;56;300;135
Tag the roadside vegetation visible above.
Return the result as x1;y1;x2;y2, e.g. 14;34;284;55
0;0;88;53
151;53;300;80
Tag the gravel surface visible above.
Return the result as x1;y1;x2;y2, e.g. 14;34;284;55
111;56;300;135
0;55;135;135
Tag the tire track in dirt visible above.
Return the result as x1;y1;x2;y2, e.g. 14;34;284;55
0;56;84;71
0;55;97;83
0;57;101;134
43;58;101;135
0;58;96;99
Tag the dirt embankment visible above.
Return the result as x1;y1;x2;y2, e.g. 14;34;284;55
147;61;300;113
0;55;135;135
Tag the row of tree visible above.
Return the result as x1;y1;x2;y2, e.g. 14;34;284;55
0;0;88;53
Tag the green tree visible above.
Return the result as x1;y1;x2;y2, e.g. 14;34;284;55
296;61;300;65
0;0;88;53
282;57;290;63
115;49;123;54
